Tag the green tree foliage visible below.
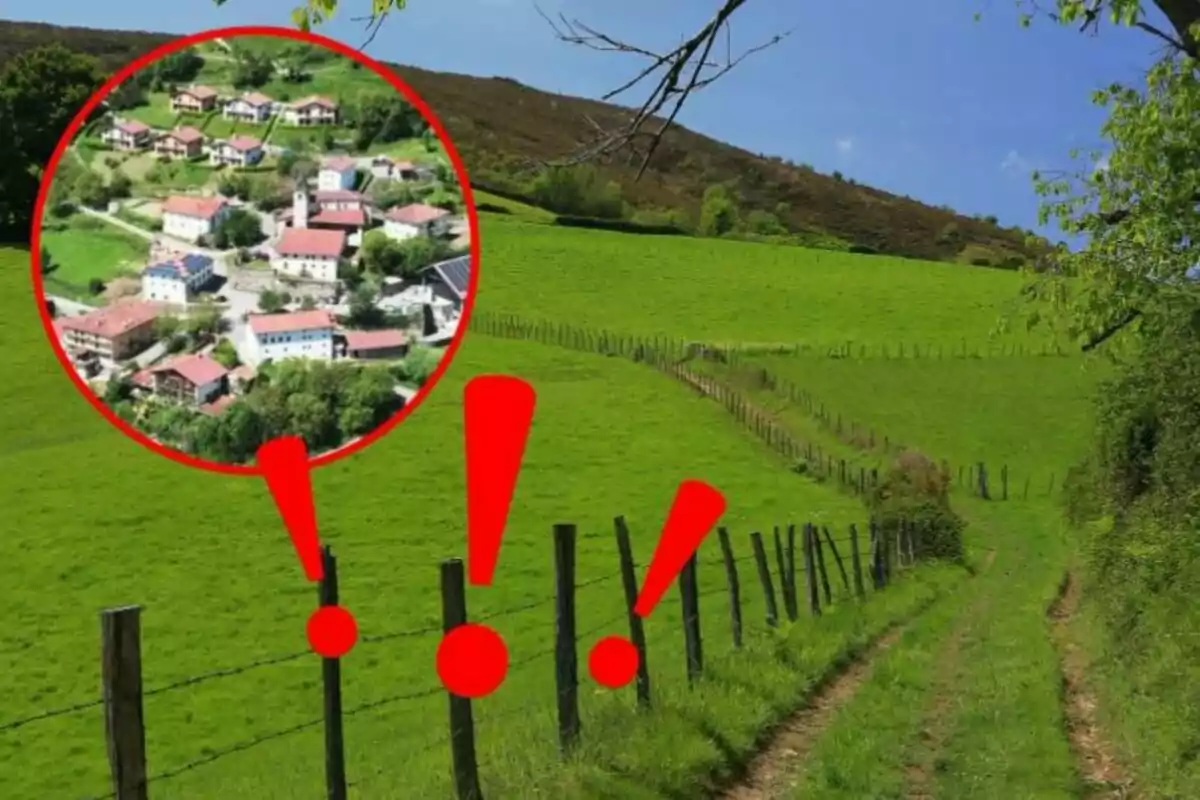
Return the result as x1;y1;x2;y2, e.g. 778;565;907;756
140;49;204;90
528;164;624;219
0;44;101;236
258;289;292;313
698;184;739;236
343;94;424;151
231;49;273;89
359;229;443;278
212;207;265;248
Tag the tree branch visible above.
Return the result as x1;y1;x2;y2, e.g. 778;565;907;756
535;0;791;179
1082;307;1141;350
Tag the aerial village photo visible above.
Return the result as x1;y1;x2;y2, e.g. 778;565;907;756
35;33;474;465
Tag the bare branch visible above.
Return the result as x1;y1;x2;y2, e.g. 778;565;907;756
535;0;791;179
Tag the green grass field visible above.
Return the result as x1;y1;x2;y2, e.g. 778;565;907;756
480;219;1058;350
122;93;180;129
39;214;148;293
2;192;1185;800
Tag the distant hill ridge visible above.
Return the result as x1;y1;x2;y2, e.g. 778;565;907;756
0;18;1044;265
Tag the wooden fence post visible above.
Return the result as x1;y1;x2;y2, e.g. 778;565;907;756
786;525;798;618
750;532;779;627
869;519;884;589
679;554;703;684
849;524;866;599
978;461;990;500
803;523;821;616
774;526;797;621
553;523;581;753
440;558;483;800
716;527;743;649
813;524;833;605
822;527;851;596
318;546;348;800
613;516;651;707
1001;465;1009;501
101;605;147;800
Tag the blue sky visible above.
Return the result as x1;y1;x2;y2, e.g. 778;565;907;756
4;0;1167;239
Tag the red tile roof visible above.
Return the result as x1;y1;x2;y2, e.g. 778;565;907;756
178;85;219;101
237;91;274;107
311;208;367;227
114;119;151;135
247;309;336;335
291;95;337;110
313;189;364;203
386;203;450;225
199;394;237;416
59;300;163;339
275;227;346;258
226;135;262;152
164;125;204;144
151;352;229;386
131;368;154;388
163;195;226;219
322;156;357;172
343;329;407;351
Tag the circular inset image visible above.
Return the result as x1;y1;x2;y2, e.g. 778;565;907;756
31;25;479;475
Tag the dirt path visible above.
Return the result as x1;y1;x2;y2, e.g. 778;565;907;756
719;624;909;800
902;547;997;798
1048;571;1135;799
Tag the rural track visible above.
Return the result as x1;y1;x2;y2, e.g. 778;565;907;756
902;547;997;799
717;623;911;800
1048;570;1136;799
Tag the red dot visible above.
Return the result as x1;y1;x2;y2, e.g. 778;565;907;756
436;623;509;698
588;635;639;689
307;605;358;658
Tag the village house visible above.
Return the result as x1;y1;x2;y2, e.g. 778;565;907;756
222;91;275;123
171;85;220;114
154;126;205;160
56;299;163;363
278;190;369;246
280;95;338;126
422;254;471;310
339;329;409;360
102;119;153;151
271;226;347;283
383;203;451;241
161;195;229;243
140;252;215;305
209;135;264;168
240;309;336;366
318;156;357;192
369;156;431;182
135;353;229;407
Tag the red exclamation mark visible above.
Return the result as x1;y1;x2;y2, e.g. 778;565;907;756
588;480;726;688
257;435;358;658
436;375;537;698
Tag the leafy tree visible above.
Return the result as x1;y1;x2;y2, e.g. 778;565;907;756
109;171;133;199
87;277;105;296
212;338;240;369
345;94;423;150
185;303;224;339
107;79;147;111
147;49;205;88
74;169;111;209
258;289;292;313
300;295;317;310
528;164;624;219
103;373;133;406
212;208;265;248
698;184;738;237
744;209;785;236
346;284;386;328
231;50;273;88
0;44;101;236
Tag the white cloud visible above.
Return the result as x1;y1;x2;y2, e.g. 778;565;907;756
835;137;854;155
999;149;1031;174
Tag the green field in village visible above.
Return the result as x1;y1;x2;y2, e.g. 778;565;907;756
39;214;148;295
2;197;1188;799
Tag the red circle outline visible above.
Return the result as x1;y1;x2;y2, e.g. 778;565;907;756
29;24;482;478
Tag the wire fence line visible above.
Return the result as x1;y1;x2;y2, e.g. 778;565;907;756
471;310;1061;502
29;513;927;800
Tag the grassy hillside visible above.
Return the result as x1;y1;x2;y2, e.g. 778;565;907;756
0;18;1043;264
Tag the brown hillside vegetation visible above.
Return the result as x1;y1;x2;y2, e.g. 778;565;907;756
0;19;1042;263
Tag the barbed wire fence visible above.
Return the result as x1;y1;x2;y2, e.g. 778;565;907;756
470;311;1059;502
6;513;928;799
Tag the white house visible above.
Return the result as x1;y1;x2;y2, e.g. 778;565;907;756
223;91;275;123
369;156;432;182
382;203;451;241
139;353;229;406
161;195;229;243
102;119;153;151
318;156;357;192
271;226;346;283
210;135;264;168
241;309;336;366
140;252;215;305
280;95;338;126
172;85;220;113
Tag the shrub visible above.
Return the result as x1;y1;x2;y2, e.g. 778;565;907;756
867;449;966;562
